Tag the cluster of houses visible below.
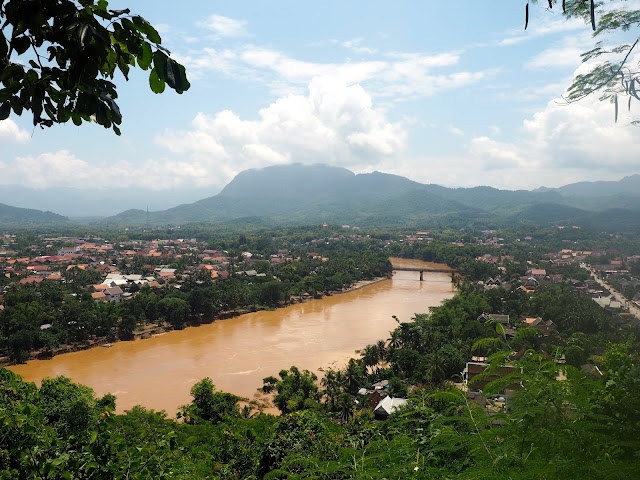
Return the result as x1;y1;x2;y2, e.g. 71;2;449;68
474;243;640;333
0;236;228;305
0;233;340;310
476;312;558;338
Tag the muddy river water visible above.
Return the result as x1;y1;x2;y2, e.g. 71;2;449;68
9;260;455;415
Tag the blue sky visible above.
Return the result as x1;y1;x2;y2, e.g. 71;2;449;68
1;1;639;204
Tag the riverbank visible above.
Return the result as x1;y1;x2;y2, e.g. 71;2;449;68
7;269;454;414
1;275;391;366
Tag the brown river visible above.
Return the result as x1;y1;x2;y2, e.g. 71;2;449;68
8;260;455;415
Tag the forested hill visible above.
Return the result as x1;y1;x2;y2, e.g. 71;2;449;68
0;203;69;226
105;164;640;231
534;173;640;197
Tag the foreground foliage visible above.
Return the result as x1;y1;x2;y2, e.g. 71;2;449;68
0;0;189;133
530;0;640;123
2;342;640;479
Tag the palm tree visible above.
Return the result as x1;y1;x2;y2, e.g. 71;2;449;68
321;368;340;411
425;351;446;385
361;344;379;376
376;339;387;372
342;359;362;394
337;393;354;423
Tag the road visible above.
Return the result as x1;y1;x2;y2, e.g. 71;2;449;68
581;263;640;320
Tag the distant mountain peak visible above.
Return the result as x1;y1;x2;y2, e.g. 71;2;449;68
218;163;355;198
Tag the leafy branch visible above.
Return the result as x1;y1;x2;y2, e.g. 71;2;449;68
0;0;190;134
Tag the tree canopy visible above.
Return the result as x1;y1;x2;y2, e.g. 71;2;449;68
0;0;189;134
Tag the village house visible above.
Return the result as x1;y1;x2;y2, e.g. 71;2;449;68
463;361;522;392
520;316;558;335
91;291;106;302
104;286;123;303
477;313;510;326
373;396;408;421
526;268;547;278
57;246;79;255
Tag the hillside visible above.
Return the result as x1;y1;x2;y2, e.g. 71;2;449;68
104;164;640;230
0;203;69;226
1;164;637;231
535;174;640;197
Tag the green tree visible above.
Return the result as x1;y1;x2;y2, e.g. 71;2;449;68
180;377;241;424
262;366;321;414
7;329;34;363
565;344;588;367
0;0;189;133
158;296;190;329
37;375;102;440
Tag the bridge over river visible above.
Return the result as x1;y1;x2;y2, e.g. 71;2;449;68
389;257;458;281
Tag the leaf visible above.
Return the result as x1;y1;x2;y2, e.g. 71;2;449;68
525;3;529;30
109;99;122;124
164;57;190;93
152;50;167;78
26;69;38;84
0;102;10;120
11;36;30;55
137;42;152;70
149;69;165;94
57;105;70;123
77;23;90;47
10;96;23;115
133;16;162;44
0;31;8;59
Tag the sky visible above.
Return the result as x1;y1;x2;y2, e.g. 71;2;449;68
1;0;639;206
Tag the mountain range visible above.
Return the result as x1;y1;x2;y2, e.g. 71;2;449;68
1;164;639;231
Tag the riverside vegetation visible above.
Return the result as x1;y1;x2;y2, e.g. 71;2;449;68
0;227;394;363
1;224;640;478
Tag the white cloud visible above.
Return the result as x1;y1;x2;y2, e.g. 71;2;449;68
154;77;406;188
458;94;640;188
526;34;590;69
5;94;636;192
342;38;377;55
0;119;30;145
197;14;248;38
448;125;464;137
181;41;488;101
469;136;528;170
384;89;640;191
0;150;222;191
4;151;93;188
500;16;585;46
